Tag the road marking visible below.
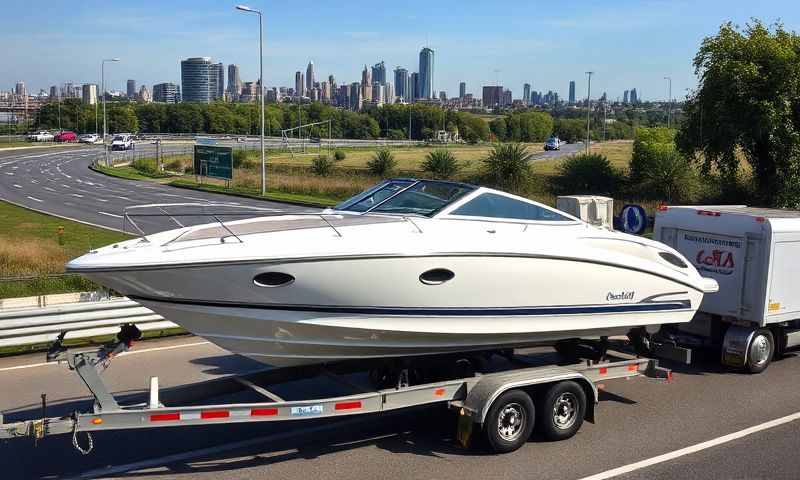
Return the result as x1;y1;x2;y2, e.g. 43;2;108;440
0;341;210;372
70;193;84;198
43;187;56;192
4;172;12;175
26;196;43;203
12;184;21;188
97;211;122;218
60;183;71;188
577;411;800;480
94;198;108;202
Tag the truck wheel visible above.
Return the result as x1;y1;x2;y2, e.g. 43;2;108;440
746;329;774;374
484;389;535;453
536;381;586;441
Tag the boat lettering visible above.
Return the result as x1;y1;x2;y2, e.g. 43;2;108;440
606;291;635;302
290;405;323;416
695;249;735;275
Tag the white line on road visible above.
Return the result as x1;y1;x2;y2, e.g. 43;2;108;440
70;193;84;198
577;411;800;480
94;198;108;202
43;187;56;192
26;196;43;203
97;211;122;218
12;184;21;188
4;172;12;176
0;341;210;372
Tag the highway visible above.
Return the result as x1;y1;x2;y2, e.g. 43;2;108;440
1;336;798;479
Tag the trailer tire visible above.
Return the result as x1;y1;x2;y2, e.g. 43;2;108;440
483;389;535;453
746;329;774;374
536;381;586;441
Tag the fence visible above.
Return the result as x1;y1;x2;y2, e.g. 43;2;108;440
0;297;176;351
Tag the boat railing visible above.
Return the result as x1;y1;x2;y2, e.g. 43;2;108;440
121;203;422;246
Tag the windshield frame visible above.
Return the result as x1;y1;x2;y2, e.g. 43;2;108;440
334;179;478;217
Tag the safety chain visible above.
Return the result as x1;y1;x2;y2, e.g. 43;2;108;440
71;420;94;455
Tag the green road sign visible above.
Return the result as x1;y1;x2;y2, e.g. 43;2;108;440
194;145;233;180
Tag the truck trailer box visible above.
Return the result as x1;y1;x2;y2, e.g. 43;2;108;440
654;206;800;327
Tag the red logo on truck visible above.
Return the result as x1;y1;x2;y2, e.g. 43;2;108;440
696;249;735;275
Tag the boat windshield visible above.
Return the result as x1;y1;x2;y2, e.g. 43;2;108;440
335;180;475;217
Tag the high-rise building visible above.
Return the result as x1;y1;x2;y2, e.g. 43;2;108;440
459;82;466;99
180;57;221;103
306;61;315;92
568;81;576;104
153;82;179;103
138;85;152;103
394;67;408;101
410;72;419;100
523;83;531;105
372;61;386;85
49;85;58;99
295;71;305;97
482;86;503;108
328;74;336;93
418;47;434;99
349;82;361;111
227;64;242;100
502;89;513;107
372;83;385;104
630;88;638;104
385;82;394;104
82;84;97;105
126;79;136;98
623;90;629;104
214;63;224;99
15;81;26;97
361;65;372;101
439;91;447;102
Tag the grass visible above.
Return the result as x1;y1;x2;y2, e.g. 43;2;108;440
0;140;32;149
532;141;633;176
170;178;340;206
0;200;131;298
92;164;175;182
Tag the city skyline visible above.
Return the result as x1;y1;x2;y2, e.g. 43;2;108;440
2;0;798;101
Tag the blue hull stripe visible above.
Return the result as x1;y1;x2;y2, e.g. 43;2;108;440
132;296;691;317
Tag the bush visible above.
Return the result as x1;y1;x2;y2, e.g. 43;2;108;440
232;149;249;168
636;148;698;203
367;149;397;177
164;158;185;173
334;150;346;161
131;158;158;175
421;149;461;179
311;155;336;176
551;153;624;196
481;143;533;192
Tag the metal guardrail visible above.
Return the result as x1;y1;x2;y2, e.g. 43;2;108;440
0;298;176;349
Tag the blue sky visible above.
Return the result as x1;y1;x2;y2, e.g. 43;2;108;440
3;0;798;100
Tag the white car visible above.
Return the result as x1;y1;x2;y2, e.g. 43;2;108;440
79;134;99;144
27;131;54;142
111;134;134;151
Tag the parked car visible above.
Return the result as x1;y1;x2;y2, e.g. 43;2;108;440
27;131;54;142
79;134;99;144
111;134;134;151
544;137;561;151
55;131;77;143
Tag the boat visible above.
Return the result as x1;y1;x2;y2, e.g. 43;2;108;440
66;179;719;367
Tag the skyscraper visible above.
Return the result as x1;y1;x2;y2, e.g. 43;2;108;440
372;61;386;85
418;47;434;99
153;82;179;103
49;86;58;99
227;64;242;99
215;63;224;99
306;61;315;92
568;81;576;104
385;82;394;104
138;85;152;103
82;84;97;105
523;83;531;105
394;67;408;101
349;82;361;111
295;71;305;97
623;90;629;104
180;57;220;103
127;79;136;98
630;88;638;104
459;82;466;99
482;86;503;108
361;65;372;101
410;72;419;100
15;81;26;97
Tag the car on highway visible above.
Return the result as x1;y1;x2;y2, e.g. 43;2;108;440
54;131;77;143
27;131;54;142
79;133;99;144
111;134;135;151
544;137;561;151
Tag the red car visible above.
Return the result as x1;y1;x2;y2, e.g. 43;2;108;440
55;131;77;142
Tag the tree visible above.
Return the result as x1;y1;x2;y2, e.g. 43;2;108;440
481;143;533;192
677;20;800;207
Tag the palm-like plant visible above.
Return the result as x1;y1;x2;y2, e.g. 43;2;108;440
481;143;534;192
367;148;397;178
421;149;461;179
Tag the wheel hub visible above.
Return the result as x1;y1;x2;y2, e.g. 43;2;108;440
553;393;578;429
497;403;525;441
750;335;770;367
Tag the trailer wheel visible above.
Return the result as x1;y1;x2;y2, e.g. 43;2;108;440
483;389;535;453
746;329;774;374
536;381;586;441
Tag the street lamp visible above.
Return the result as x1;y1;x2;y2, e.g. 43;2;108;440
236;4;266;196
101;58;120;166
664;76;672;128
585;71;593;154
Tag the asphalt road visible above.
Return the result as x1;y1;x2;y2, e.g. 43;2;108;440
0;146;308;234
1;336;798;480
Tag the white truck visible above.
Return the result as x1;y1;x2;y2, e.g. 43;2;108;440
654;205;800;373
27;131;54;142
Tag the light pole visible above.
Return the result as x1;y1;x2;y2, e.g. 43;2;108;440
236;4;266;196
101;58;120;166
664;76;672;128
585;71;593;154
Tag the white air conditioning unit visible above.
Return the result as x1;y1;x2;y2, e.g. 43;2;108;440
556;195;614;230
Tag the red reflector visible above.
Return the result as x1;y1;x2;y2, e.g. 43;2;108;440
628;364;639;372
434;388;446;396
251;408;278;416
599;367;608;375
150;412;180;422
201;410;230;419
335;401;362;411
657;204;669;212
755;216;766;223
697;210;721;217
